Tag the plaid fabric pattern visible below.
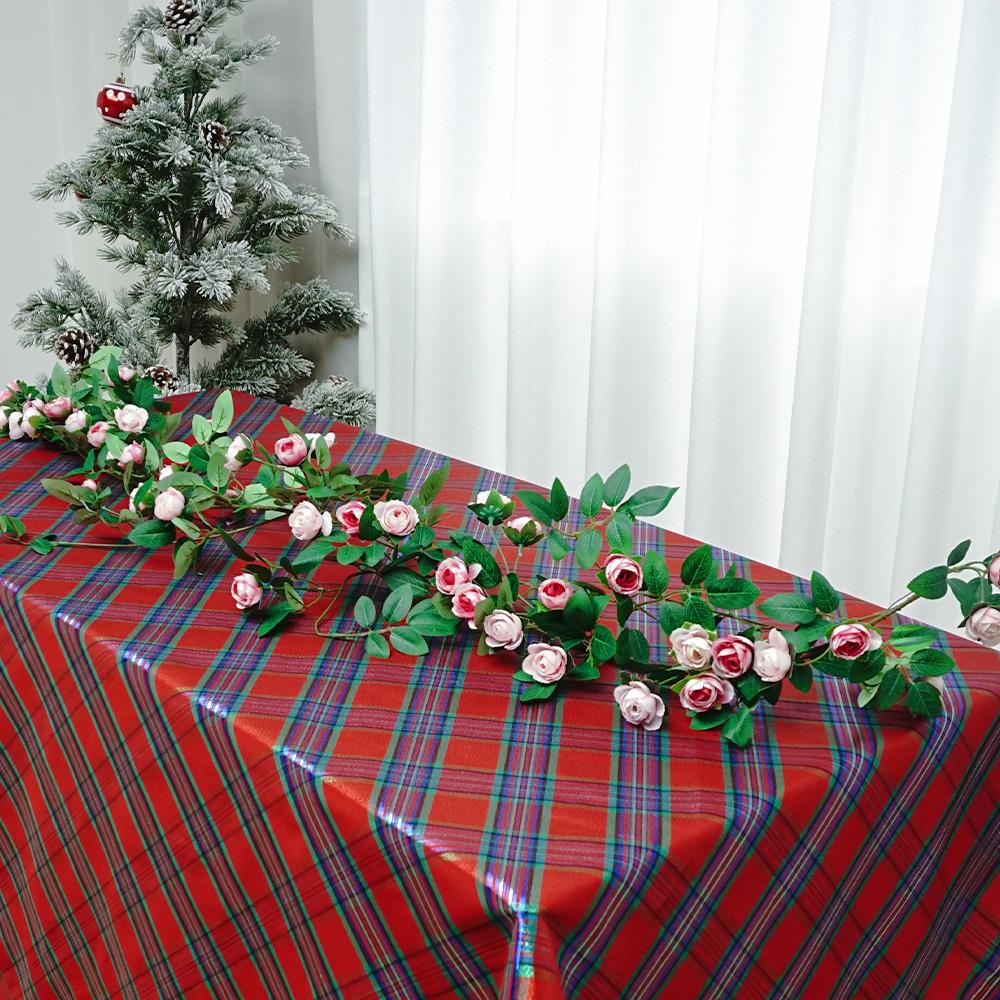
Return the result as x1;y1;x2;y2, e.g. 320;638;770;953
0;390;997;999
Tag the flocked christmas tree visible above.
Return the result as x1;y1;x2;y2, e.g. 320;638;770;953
13;0;376;426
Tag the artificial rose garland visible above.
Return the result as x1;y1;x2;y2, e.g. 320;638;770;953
0;351;993;747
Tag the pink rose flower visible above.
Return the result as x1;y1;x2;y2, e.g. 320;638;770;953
521;642;568;684
64;410;87;433
44;396;72;420
117;366;135;381
127;486;145;513
605;555;644;596
6;412;25;440
159;464;173;479
231;572;263;610
0;409;8;430
81;478;98;491
114;403;149;434
224;434;251;472
0;389;9;404
435;556;481;595
451;582;488;623
538;578;573;610
335;499;367;538
614;680;666;731
670;624;715;671
711;635;755;679
153;487;185;522
506;516;537;532
679;674;736;713
117;442;145;468
288;500;325;542
966;606;1000;647
482;610;524;650
989;555;1000;588
374;500;419;537
19;407;41;439
87;421;109;447
829;623;883;661
753;629;792;682
306;431;337;452
275;434;308;466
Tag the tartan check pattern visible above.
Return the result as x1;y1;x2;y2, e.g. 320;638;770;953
0;390;997;999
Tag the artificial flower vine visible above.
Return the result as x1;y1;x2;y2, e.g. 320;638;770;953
1;350;993;747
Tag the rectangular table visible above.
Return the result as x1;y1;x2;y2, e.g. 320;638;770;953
1;391;997;999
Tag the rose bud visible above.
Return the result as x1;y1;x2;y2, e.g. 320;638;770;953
153;487;186;522
305;431;337;452
113;403;149;434
81;478;98;491
87;421;110;447
451;582;488;624
374;500;420;537
288;500;326;542
44;396;73;420
482;610;524;650
224;434;252;472
64;410;88;433
275;434;308;466
753;628;792;682
335;499;367;538
614;680;666;731
710;634;755;679
231;572;264;610
989;555;1000;588
117;366;135;381
435;556;481;595
965;606;1000;647
538;578;573;610
477;490;511;505
679;674;736;713
505;516;537;532
6;412;25;440
670;624;715;671
520;642;568;684
117;442;145;468
829;623;883;661
605;555;643;596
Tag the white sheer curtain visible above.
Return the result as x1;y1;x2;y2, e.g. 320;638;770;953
358;0;1000;623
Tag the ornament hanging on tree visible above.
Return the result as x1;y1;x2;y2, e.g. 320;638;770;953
53;328;97;368
97;77;137;124
143;364;180;395
199;120;230;152
164;0;200;39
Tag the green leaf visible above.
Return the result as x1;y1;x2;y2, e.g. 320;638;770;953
291;539;335;573
907;680;943;717
172;517;200;541
659;601;686;634
127;519;175;549
642;550;669;596
353;595;377;627
705;575;760;610
889;623;939;652
550;477;569;521
417;464;450;509
590;624;616;662
382;587;413;623
682;596;717;630
131;378;155;411
517;489;553;525
848;649;885;684
603;464;631;507
336;544;368;565
615;628;650;666
758;592;817;624
623;485;679;519
568;661;601;681
606;510;633;554
722;706;754;747
574;528;602;570
28;537;54;555
580;473;604;518
365;632;390;659
461;537;501;588
949;577;992;618
191;413;213;445
49;362;72;398
874;668;906;709
909;647;956;677
163;441;191;464
258;602;294;637
216;526;254;563
407;606;460;636
547;528;570;561
907;565;949;600
41;478;85;505
389;626;429;657
172;540;199;580
565;590;598;632
789;661;813;693
519;682;558;703
946;539;971;567
207;450;229;488
211;390;234;434
680;544;713;586
810;570;840;613
688;711;728;731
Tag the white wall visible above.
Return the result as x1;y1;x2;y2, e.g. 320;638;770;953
0;0;363;387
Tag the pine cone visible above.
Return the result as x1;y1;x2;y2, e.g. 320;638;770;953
199;120;229;153
53;328;97;368
144;365;180;395
164;0;199;32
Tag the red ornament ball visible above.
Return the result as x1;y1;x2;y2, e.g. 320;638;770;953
97;81;137;124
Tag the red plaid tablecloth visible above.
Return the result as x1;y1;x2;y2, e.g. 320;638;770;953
0;391;997;999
